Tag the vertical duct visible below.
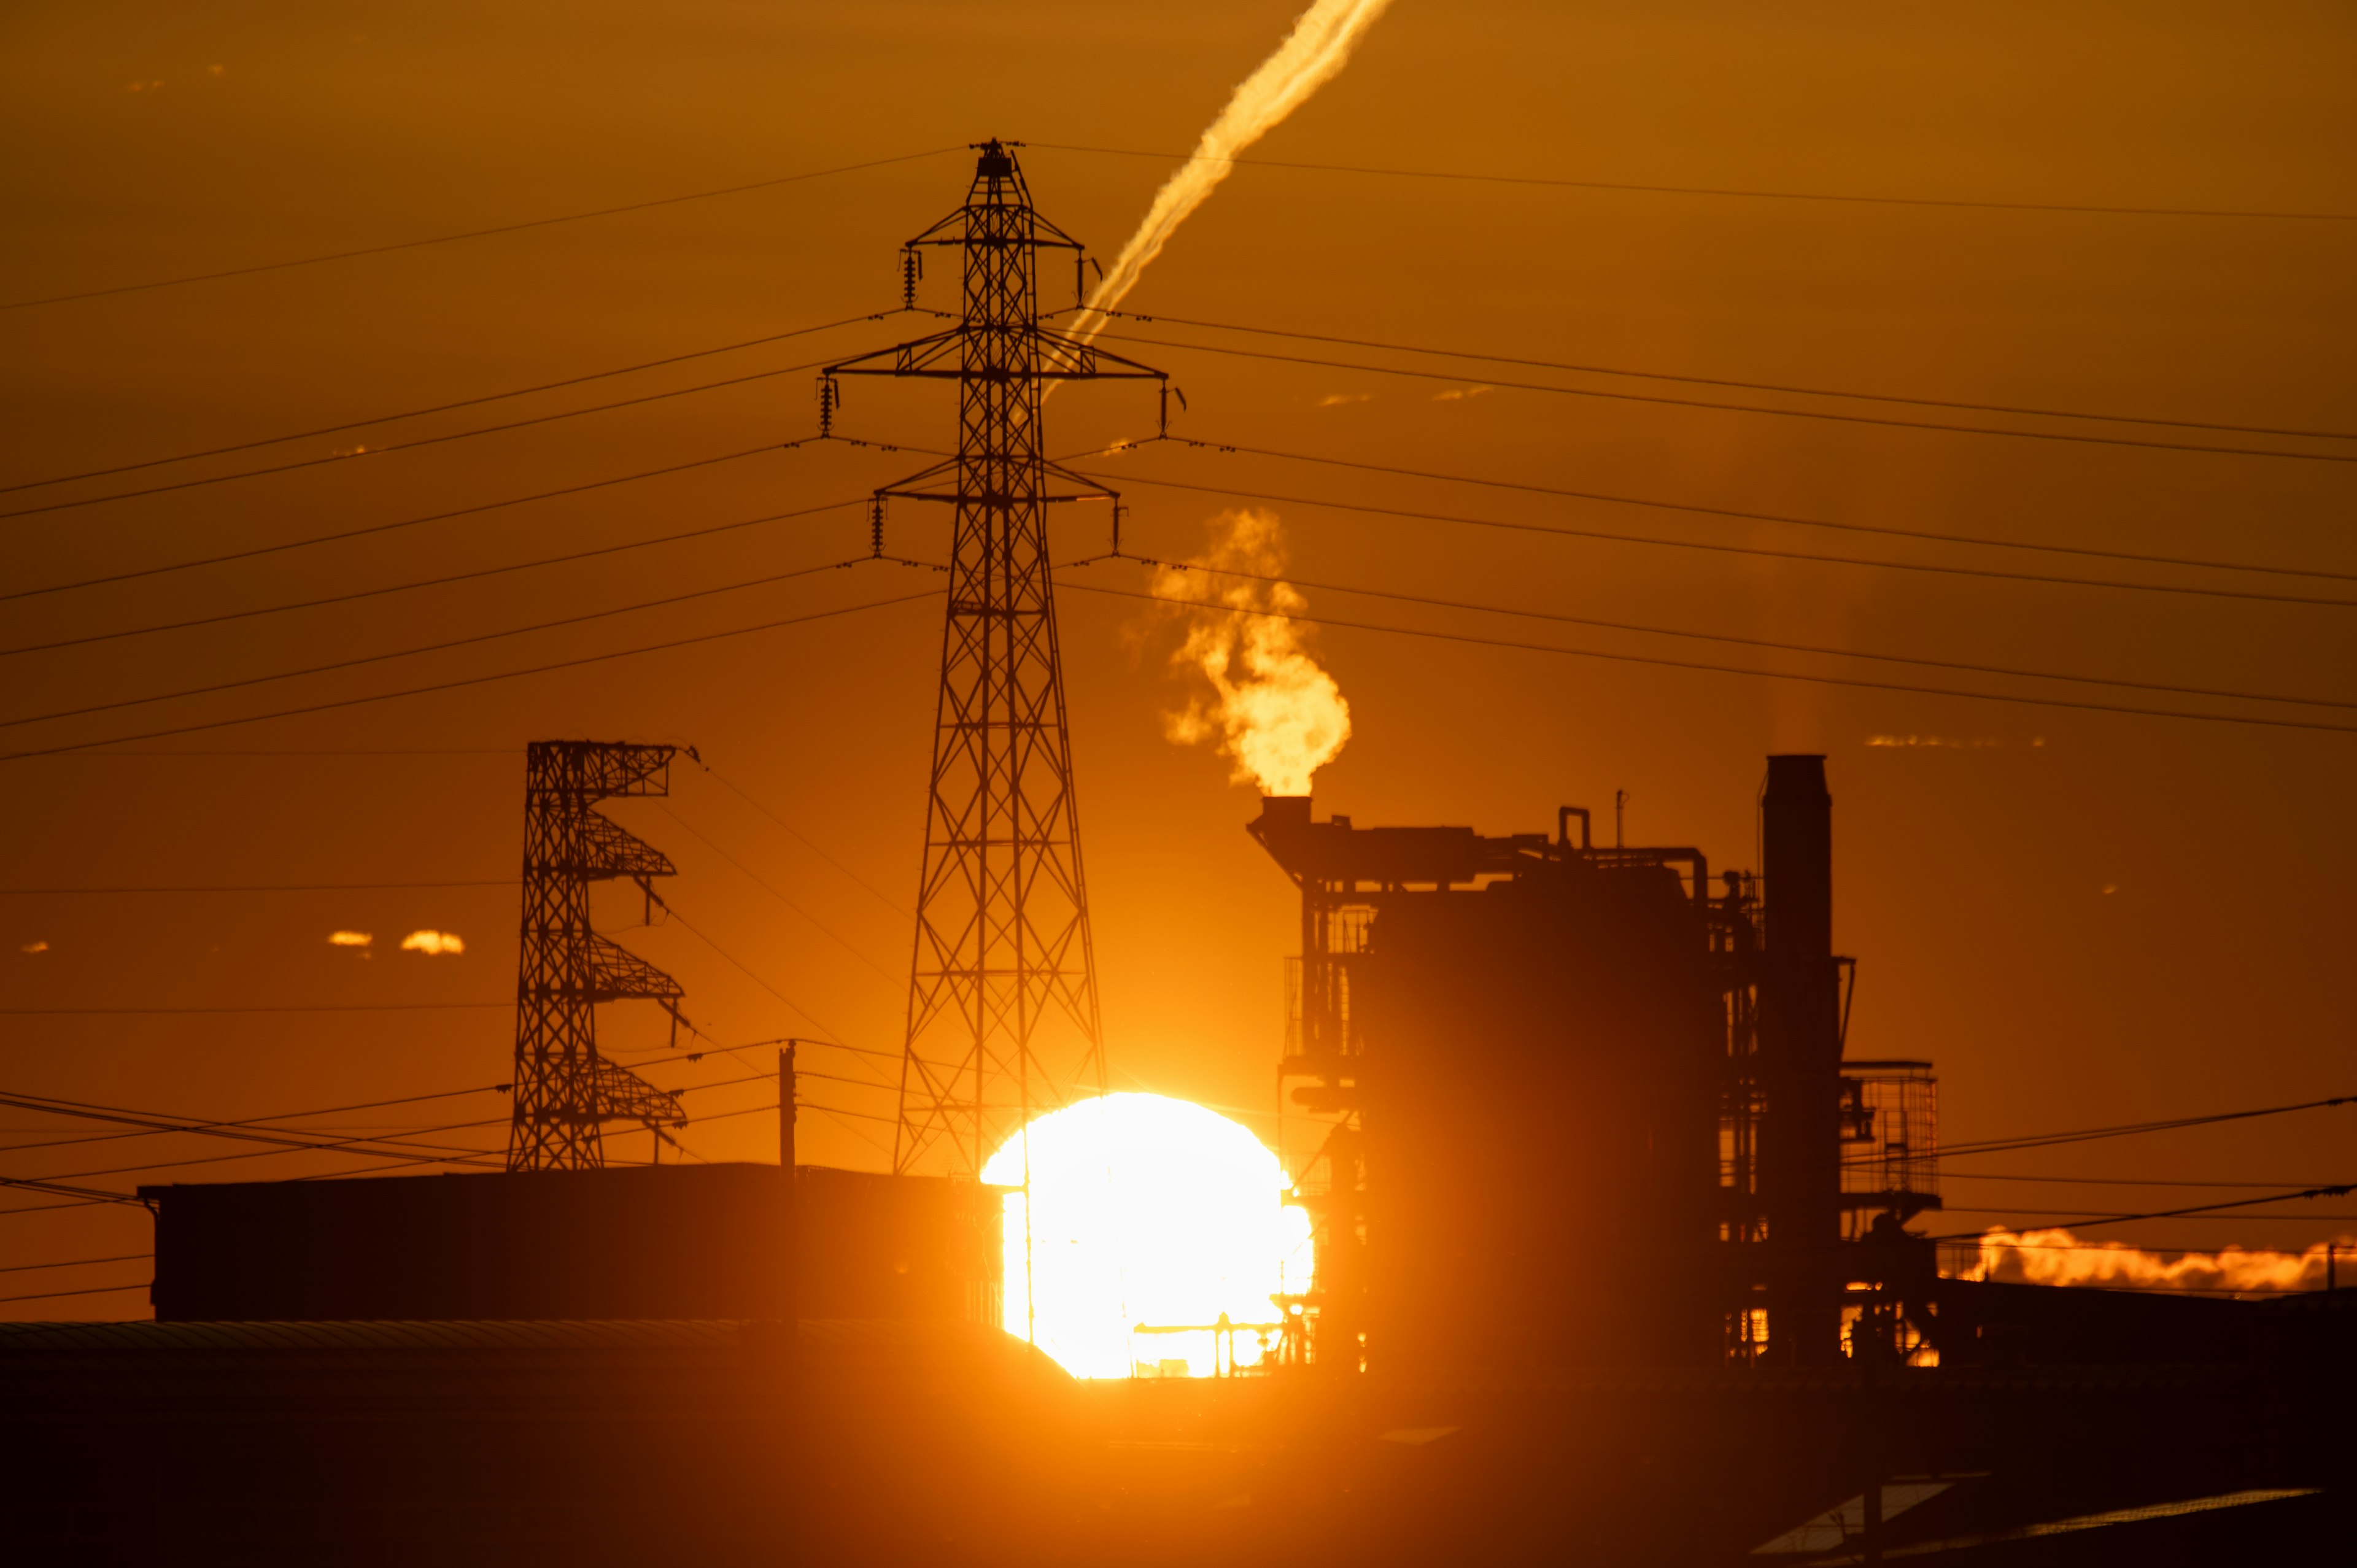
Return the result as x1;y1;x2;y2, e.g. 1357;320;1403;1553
1760;754;1844;1364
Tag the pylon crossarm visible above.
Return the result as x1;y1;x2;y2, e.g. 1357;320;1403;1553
823;326;964;377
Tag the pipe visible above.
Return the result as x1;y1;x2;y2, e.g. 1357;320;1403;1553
1647;847;1709;907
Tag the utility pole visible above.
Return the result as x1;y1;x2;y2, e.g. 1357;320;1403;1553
506;740;688;1170
779;1043;797;1170
826;141;1165;1182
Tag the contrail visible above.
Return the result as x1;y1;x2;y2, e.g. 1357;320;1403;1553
1077;0;1396;338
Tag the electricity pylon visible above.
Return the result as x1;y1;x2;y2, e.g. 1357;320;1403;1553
506;740;689;1170
825;141;1166;1178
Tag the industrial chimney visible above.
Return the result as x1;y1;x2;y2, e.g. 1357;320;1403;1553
1759;755;1845;1365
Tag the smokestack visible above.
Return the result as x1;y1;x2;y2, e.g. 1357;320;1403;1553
1256;795;1313;832
1759;755;1844;1365
1763;756;1832;964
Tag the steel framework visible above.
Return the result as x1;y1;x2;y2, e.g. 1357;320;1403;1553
506;740;688;1170
825;141;1164;1178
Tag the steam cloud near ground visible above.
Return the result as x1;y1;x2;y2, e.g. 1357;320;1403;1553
1962;1227;2353;1294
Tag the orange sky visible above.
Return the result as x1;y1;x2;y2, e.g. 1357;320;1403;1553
3;1;2353;1318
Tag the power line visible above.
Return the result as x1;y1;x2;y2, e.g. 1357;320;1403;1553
1090;466;2357;609
1;312;899;496
0;1002;511;1016
649;900;864;1053
1114;551;2356;713
692;759;913;919
0;1283;149;1301
1057;577;2357;735
0;1083;509;1157
18;1119;508;1186
1947;1170;2353;1191
0;880;511;894
0;1253;150;1275
649;803;908;993
1925;1092;2357;1164
1930;1180;2355;1242
0;585;943;763
4;442;790;605
2;493;862;659
0;1175;145;1206
1028;140;2357;223
1;554;872;732
1941;1205;2357;1221
1;147;963;311
1101;310;2357;443
4;749;516;758
1097;331;2357;463
0;355;846;526
1145;436;2357;587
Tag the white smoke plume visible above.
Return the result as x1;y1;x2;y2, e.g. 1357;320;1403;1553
1076;0;1396;338
327;930;373;948
400;929;465;956
1156;509;1350;797
1958;1227;2352;1296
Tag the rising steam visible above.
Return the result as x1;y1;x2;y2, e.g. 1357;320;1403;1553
1960;1227;2351;1295
1076;0;1396;336
1157;509;1351;797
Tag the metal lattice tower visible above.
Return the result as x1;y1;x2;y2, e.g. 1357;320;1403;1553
826;141;1165;1177
506;740;689;1171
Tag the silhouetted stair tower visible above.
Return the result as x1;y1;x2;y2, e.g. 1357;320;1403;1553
825;140;1165;1176
506;740;688;1170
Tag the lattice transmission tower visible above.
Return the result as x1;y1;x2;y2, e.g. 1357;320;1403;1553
506;740;689;1170
825;141;1166;1177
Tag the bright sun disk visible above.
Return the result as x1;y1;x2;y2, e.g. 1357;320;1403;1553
981;1092;1311;1380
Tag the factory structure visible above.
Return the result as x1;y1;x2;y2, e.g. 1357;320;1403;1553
1252;755;1940;1378
4;143;2348;1565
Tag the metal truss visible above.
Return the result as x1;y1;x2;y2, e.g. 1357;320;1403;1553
826;140;1164;1178
506;740;689;1170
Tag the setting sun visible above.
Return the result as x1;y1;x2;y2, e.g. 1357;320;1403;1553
981;1093;1312;1380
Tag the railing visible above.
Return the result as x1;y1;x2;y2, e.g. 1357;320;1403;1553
1840;1062;1938;1203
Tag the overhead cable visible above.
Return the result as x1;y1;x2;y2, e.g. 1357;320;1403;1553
1109;551;2356;711
1930;1180;2356;1242
0;585;943;763
1029;140;2357;223
0;1280;151;1305
0;356;846;525
1;147;963;311
0;1001;512;1016
650;803;908;993
1;311;899;495
0;880;511;894
691;759;913;919
1096;331;2357;463
0;1253;151;1275
1056;577;2357;735
0;1083;510;1157
1932;1092;2357;1161
1;554;875;732
2;493;862;658
1089;468;2357;609
4;443;794;605
1144;437;2357;585
1104;310;2357;442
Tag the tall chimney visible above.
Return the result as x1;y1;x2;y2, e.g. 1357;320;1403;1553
1759;755;1844;1364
